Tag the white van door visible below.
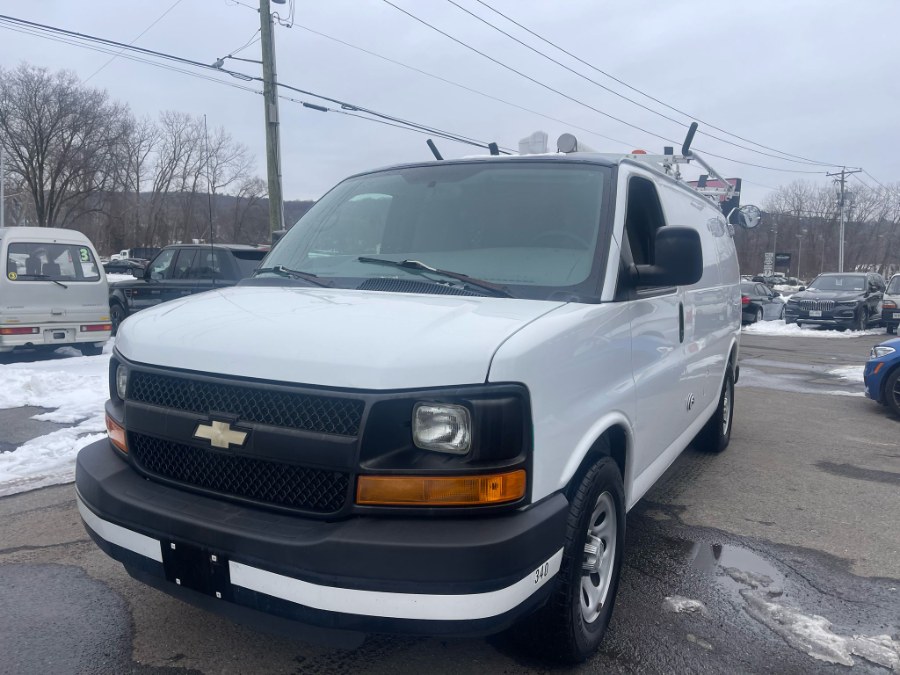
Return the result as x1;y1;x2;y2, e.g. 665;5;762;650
616;171;689;479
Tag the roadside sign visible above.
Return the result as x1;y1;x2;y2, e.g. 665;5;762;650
763;252;774;276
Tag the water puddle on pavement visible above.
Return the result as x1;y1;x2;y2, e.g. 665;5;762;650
682;541;900;670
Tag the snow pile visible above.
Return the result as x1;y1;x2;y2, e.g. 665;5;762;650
663;595;707;614
106;273;135;284
829;365;865;383
743;322;883;338
0;343;113;497
742;591;900;669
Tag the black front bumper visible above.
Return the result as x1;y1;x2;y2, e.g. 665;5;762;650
76;440;568;636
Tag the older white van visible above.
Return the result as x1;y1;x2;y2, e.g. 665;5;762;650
76;131;757;662
1;227;111;355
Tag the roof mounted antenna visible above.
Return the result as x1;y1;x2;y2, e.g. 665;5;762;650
682;121;699;157
426;139;443;161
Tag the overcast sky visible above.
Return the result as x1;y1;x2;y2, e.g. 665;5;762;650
1;0;898;208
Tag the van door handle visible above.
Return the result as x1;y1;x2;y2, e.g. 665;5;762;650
678;302;685;343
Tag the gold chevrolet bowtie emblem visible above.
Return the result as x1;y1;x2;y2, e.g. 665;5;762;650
193;420;248;449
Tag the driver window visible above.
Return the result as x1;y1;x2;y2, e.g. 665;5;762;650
148;249;177;280
622;176;667;266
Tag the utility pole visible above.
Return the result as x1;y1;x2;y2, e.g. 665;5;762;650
259;0;285;238
826;167;862;272
796;233;803;280
1;145;5;229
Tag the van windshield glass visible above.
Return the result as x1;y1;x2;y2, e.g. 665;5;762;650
808;275;865;292
887;276;900;294
261;162;609;298
7;242;101;282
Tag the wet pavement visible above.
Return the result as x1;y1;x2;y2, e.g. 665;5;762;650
0;329;898;673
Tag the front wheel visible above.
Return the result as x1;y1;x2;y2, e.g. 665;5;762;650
694;368;735;453
887;324;897;335
110;302;127;336
77;343;103;357
753;307;763;323
884;368;900;419
855;308;868;331
523;455;625;663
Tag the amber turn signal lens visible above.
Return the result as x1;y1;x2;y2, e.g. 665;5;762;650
106;414;127;453
356;470;526;507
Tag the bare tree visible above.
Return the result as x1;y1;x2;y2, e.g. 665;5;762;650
0;63;130;227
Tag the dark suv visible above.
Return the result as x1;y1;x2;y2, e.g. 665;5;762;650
784;272;885;330
109;244;267;334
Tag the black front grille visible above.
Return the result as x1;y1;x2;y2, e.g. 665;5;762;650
799;299;836;312
129;432;349;514
129;371;364;436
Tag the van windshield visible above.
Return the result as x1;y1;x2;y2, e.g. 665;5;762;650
887;276;900;295
260;162;610;299
7;242;101;282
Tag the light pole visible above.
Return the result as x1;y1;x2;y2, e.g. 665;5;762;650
796;233;803;280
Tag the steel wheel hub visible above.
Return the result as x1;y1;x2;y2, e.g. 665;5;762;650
580;491;617;624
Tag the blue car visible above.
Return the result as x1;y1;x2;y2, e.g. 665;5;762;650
864;337;900;417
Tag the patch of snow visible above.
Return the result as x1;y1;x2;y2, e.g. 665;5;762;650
743;322;883;338
828;365;865;383
106;273;135;283
686;633;714;651
742;590;900;670
0;344;112;497
663;595;707;614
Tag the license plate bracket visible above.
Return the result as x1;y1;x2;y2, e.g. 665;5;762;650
809;310;822;317
162;540;232;601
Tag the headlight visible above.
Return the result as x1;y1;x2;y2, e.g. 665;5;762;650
871;346;896;359
116;364;129;399
787;297;800;303
413;403;471;454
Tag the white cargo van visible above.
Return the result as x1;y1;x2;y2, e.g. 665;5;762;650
76;131;758;662
1;227;111;355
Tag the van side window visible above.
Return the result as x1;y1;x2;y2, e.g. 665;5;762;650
622;176;667;266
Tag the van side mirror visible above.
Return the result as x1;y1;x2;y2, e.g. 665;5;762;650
633;227;703;287
132;267;146;279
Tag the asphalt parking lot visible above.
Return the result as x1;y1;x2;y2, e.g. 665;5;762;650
0;330;898;674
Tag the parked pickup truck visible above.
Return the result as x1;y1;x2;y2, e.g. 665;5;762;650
108;244;267;334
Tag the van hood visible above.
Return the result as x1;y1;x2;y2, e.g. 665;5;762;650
115;286;565;389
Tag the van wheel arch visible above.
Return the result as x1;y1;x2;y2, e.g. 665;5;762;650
566;426;628;502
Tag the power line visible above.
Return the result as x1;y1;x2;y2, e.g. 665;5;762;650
0;23;261;96
378;0;826;175
293;23;636;149
471;0;849;169
0;14;506;155
443;0;833;167
84;0;185;82
863;170;891;192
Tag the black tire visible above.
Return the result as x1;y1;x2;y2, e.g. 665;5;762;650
884;368;900;419
854;308;868;332
695;367;735;453
520;453;625;663
887;324;897;335
110;302;127;336
77;343;103;356
753;307;763;323
778;304;785;320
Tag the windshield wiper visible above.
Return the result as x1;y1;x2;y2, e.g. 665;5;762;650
254;265;333;287
357;257;514;298
26;274;68;289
